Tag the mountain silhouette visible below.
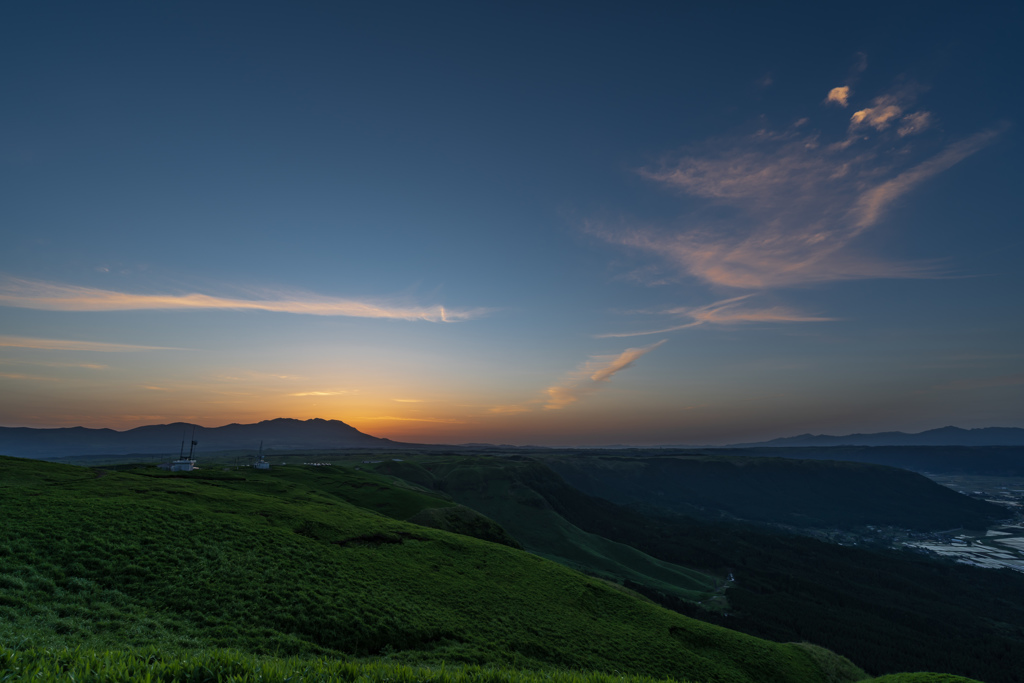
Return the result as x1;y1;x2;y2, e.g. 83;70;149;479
728;426;1024;447
0;418;397;458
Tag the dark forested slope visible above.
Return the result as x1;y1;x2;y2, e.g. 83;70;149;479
546;454;1004;529
523;456;1024;682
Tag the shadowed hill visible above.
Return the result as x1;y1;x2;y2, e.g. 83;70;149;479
208;461;522;549
510;456;1024;682
380;456;723;605
368;453;1024;680
0;455;854;683
545;454;1005;530
690;445;1024;477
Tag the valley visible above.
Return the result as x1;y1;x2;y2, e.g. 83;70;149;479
6;442;1024;682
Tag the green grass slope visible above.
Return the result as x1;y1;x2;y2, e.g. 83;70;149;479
123;460;518;548
0;455;850;683
194;461;460;521
379;456;722;605
0;644;710;683
0;645;976;683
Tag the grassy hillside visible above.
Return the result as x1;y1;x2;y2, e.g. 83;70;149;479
0;645;988;683
545;454;1004;530
0;644;711;683
364;452;1023;682
375;456;722;605
0;455;854;683
515;462;1024;683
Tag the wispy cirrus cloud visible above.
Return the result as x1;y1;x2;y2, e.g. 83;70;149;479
0;335;180;352
897;111;933;137
591;68;1004;342
544;340;666;409
0;358;109;369
850;128;1003;229
849;93;906;131
487;404;532;414
479;342;668;414
597;296;834;338
0;372;59;381
608;113;1004;290
843;80;934;135
287;390;355;397
0;278;485;322
360;416;468;424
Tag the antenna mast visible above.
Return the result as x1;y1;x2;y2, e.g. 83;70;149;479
188;425;197;461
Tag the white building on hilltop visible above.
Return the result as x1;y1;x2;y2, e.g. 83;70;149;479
167;431;199;471
254;441;270;470
170;457;195;472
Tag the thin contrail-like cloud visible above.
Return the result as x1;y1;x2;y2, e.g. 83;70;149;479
360;416;468;424
544;340;667;409
0;278;486;322
598;296;835;338
479;342;669;414
0;335;181;352
487;404;533;414
0;359;109;369
0;372;59;381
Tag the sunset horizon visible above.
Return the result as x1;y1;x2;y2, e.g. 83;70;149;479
2;3;1021;447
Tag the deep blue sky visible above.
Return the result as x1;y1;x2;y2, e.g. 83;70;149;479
1;1;1021;444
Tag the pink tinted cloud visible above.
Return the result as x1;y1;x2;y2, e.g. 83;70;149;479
0;359;109;369
360;416;469;424
613;115;1005;290
851;127;1003;230
544;340;666;409
0;372;59;381
0;335;179;352
825;86;851;107
850;94;904;131
597;296;834;338
898;111;933;137
487;404;533;414
0;278;485;323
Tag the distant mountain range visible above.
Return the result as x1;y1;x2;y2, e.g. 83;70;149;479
0;418;398;459
726;426;1024;447
3;419;1024;460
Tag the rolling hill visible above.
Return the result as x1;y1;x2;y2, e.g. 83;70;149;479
690;445;1024;477
371;456;722;605
544;453;1005;530
0;455;860;683
0;418;396;459
365;453;1024;682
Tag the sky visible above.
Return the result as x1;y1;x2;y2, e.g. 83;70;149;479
1;1;1022;445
